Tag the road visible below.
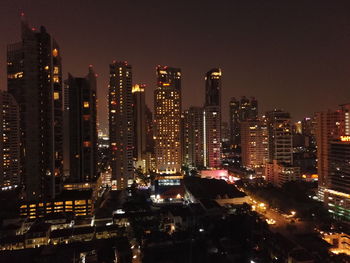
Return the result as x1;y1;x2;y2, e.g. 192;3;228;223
247;196;315;239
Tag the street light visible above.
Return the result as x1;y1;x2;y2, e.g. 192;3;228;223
291;211;296;216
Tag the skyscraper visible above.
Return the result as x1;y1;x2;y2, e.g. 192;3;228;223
182;107;204;168
266;109;293;165
204;68;222;168
0;91;20;188
229;97;240;146
65;66;98;183
316;106;346;201
327;138;350;220
109;61;134;189
229;96;258;147
240;118;269;171
145;105;154;153
133;84;147;171
7;18;63;200
154;66;182;174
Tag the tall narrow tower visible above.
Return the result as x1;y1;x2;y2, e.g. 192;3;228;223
133;84;147;171
109;61;134;189
66;66;98;183
154;66;182;174
204;68;222;168
7;18;63;200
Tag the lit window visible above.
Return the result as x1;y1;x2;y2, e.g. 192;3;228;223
52;48;59;57
84;101;89;108
54;92;59;100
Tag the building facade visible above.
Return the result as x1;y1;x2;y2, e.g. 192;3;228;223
229;96;258;147
133;84;147;171
65;67;98;183
316;104;350;220
7;19;63;200
266;109;293;165
0;91;20;188
204;69;222;168
109;61;134;189
154;66;182;174
240;118;269;172
182;107;204;169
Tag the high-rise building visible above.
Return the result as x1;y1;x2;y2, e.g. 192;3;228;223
133;84;147;171
65;66;98;183
316;108;344;196
240;118;269;171
204;69;222;168
264;110;299;186
316;105;349;205
154;66;182;174
266;109;293;165
145;105;154;153
109;61;134;189
182;107;204;168
229;97;240;147
7;18;63;200
326;139;350;220
0;91;20;188
229;96;258;147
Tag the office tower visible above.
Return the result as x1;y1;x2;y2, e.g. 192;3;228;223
229;96;258;147
182;110;191;167
229;97;240;146
0;91;20;188
327;139;350;220
7;19;63;200
182;107;204;168
145;105;154;153
266;109;293;165
240;118;269;171
154;66;182;174
204;69;222;168
109;61;134;189
65;66;98;183
133;84;147;171
316;106;346;201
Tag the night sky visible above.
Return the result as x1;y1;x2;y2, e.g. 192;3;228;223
1;0;350;130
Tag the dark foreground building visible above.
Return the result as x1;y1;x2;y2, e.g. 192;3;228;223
7;18;63;200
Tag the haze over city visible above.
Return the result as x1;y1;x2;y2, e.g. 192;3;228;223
1;1;350;129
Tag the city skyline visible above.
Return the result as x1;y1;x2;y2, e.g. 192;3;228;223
1;1;350;130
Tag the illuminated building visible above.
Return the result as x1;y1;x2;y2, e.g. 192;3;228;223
322;232;350;255
266;109;293;164
0;91;20;188
109;61;134;189
240;118;269;173
229;96;258;147
325;139;350;220
132;84;147;171
154;66;182;174
7;18;63;200
316;107;344;200
20;190;94;219
265;160;300;187
153;174;185;203
65;67;98;183
204;69;222;168
182;107;204;168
